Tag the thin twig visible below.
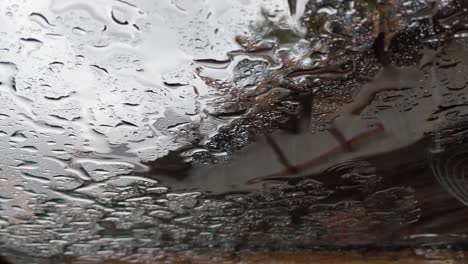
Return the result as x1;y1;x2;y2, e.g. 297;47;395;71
264;134;298;174
245;123;385;185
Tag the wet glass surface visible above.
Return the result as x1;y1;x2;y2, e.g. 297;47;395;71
1;0;468;263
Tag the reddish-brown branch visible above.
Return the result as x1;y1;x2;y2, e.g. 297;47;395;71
328;127;354;152
264;134;298;174
245;123;385;185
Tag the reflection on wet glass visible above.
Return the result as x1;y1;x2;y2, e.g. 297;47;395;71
1;0;468;263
